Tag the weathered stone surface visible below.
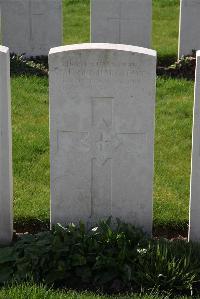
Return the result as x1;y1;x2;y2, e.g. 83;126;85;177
189;51;200;241
179;0;200;58
0;0;62;57
0;46;13;244
49;43;156;234
91;0;152;48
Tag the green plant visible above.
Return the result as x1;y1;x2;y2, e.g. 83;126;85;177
135;240;200;294
0;219;147;290
0;220;200;295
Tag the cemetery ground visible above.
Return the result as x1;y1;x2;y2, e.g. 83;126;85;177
4;0;200;297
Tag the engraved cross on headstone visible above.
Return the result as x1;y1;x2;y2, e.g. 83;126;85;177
58;97;145;218
28;0;45;47
107;2;134;43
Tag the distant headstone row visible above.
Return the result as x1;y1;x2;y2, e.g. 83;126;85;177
0;0;152;57
1;0;200;58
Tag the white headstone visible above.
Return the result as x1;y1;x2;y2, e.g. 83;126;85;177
0;46;13;244
179;0;200;58
189;50;200;241
0;0;62;57
91;0;152;48
49;43;156;234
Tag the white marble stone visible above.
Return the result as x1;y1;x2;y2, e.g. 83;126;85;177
91;0;152;48
189;50;200;241
0;0;62;57
0;46;13;244
179;0;200;58
49;43;156;234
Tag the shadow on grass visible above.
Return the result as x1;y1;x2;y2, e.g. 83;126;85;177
11;54;177;75
153;221;188;240
13;217;188;240
14;218;50;235
157;54;196;81
157;53;178;67
10;53;196;81
10;54;48;77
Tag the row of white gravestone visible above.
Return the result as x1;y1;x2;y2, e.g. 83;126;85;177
0;43;157;244
1;0;200;59
0;0;152;57
2;42;200;245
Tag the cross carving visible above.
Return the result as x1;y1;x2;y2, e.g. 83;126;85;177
58;97;145;217
107;2;134;42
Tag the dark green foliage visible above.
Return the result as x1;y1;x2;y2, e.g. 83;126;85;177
157;54;196;80
135;240;200;294
10;54;48;77
0;220;200;295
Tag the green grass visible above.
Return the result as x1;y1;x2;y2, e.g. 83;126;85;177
63;0;90;45
11;0;193;230
154;78;193;228
0;283;195;299
12;76;49;222
153;0;180;64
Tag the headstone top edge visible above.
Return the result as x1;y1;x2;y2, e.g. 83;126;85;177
0;46;9;54
49;43;156;57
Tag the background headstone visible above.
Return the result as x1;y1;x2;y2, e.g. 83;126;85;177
189;50;200;241
179;0;200;58
49;43;156;234
0;46;13;244
0;0;62;57
91;0;152;48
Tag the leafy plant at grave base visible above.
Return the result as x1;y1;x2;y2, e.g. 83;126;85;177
1;219;200;295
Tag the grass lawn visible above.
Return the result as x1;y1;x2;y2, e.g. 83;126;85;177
12;0;193;231
0;283;195;299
